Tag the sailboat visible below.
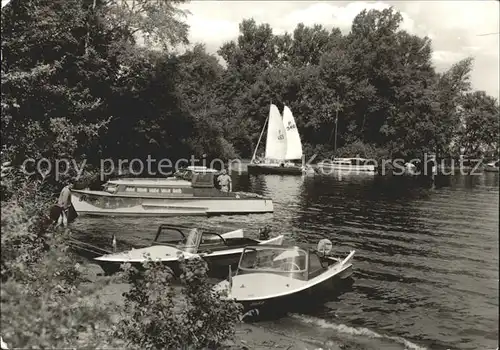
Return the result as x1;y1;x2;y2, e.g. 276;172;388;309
248;104;306;175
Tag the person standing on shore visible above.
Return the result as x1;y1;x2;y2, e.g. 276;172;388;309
55;182;74;227
217;169;232;193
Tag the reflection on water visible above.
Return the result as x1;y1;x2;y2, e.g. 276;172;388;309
74;172;499;350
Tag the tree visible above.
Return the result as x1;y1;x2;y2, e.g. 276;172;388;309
456;91;500;158
1;0;115;168
432;57;475;157
100;0;189;50
174;44;236;160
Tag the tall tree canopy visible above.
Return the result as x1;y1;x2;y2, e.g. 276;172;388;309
2;2;498;175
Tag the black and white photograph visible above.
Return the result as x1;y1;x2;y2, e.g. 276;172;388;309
1;0;498;349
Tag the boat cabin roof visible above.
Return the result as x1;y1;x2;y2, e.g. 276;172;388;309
107;178;191;187
103;166;218;189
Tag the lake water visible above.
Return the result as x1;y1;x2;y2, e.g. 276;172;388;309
73;172;499;350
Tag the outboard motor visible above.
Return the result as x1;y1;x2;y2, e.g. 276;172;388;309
258;226;271;240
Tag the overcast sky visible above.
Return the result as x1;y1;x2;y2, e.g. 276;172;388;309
180;0;499;99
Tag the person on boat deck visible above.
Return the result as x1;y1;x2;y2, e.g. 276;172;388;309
217;169;232;192
55;182;74;227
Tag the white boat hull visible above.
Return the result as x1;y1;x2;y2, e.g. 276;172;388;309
71;191;274;217
317;162;376;174
94;235;285;277
215;250;355;310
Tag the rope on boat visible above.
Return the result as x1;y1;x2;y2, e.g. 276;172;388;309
67;238;112;256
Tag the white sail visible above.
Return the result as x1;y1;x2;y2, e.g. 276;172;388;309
264;104;287;160
282;106;303;160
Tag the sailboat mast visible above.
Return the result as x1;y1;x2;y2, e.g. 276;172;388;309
251;113;269;162
333;98;339;158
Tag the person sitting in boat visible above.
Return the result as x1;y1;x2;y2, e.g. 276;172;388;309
258;225;272;240
217;169;232;192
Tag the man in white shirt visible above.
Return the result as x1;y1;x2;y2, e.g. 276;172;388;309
217;169;232;193
55;182;74;227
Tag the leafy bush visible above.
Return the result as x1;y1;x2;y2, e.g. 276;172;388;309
115;256;243;349
1;161;122;348
0;240;124;349
0;186;123;348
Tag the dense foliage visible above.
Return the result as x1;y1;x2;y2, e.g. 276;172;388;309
115;257;241;349
1;1;242;348
0;168;123;348
2;1;498;173
0;169;241;348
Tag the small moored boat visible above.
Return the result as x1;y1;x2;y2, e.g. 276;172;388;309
317;157;376;175
484;160;499;172
214;239;355;311
71;166;274;217
94;224;285;277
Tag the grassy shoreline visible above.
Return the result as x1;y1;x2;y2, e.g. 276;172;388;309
80;263;344;350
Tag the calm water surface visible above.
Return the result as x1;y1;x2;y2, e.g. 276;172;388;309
74;172;499;350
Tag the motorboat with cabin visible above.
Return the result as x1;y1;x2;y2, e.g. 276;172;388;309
214;239;355;311
71;166;274;217
317;157;376;175
94;224;284;278
248;104;306;175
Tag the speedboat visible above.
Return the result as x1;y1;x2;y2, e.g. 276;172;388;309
94;224;285;277
71;166;274;217
317;157;376;175
214;239;355;311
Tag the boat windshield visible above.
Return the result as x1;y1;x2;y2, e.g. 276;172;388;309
154;227;202;253
238;246;307;273
176;228;202;253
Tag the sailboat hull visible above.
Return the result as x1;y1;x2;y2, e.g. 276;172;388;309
247;164;303;175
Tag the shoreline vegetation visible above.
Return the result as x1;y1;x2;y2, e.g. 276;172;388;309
0;0;498;349
80;264;342;350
